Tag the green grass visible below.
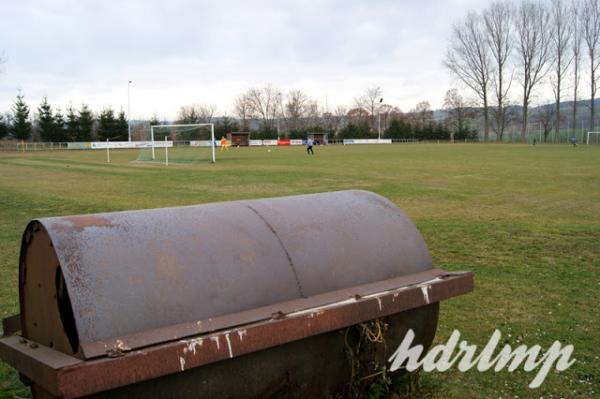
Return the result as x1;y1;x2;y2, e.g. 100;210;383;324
1;143;599;398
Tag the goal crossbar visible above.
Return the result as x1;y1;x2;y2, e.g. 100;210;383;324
586;131;600;144
150;123;215;163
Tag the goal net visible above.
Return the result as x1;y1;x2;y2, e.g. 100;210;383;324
136;124;216;164
586;131;600;144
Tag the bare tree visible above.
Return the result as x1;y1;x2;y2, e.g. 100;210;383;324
484;1;514;141
321;111;335;133
583;0;600;130
198;104;216;123
333;106;348;132
285;90;308;131
571;1;584;135
354;86;383;131
346;107;369;126
534;103;558;142
445;12;491;141
177;105;200;124
245;85;282;132
514;0;553;141
413;101;434;127
303;100;321;130
234;94;251;131
550;0;573;138
176;104;216;124
444;89;475;141
377;104;395;132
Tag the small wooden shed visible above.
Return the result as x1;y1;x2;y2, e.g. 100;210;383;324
308;133;328;145
227;132;250;146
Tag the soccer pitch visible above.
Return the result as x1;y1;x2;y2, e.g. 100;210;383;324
0;143;599;398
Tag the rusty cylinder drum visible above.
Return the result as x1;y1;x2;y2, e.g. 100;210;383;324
17;189;441;398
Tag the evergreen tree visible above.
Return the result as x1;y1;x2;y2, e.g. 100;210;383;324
215;116;240;137
77;104;94;141
387;119;414;139
12;92;32;140
65;106;78;141
412;123;423;139
116;110;128;141
54;108;67;142
37;96;55;142
149;114;161;127
0;114;9;139
97;108;117;140
339;121;370;139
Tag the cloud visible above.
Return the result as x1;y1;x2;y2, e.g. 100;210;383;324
0;0;496;118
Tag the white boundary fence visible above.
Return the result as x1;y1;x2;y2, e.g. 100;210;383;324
189;140;216;147
343;139;392;145
1;137;423;152
91;141;172;149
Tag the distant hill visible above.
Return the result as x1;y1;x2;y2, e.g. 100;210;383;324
434;97;600;129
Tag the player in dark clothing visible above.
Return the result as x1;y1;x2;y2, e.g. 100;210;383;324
570;136;577;147
306;138;314;155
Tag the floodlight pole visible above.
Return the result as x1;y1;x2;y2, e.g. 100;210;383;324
211;124;216;163
151;126;155;160
165;136;169;166
127;80;132;142
378;98;383;141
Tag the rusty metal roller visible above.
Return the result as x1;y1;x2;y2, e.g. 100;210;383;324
1;190;473;398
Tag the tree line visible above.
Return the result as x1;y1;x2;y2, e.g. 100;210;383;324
8;0;600;146
445;0;600;142
0;85;480;142
0;93;129;142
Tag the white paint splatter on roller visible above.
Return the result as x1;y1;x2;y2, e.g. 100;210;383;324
179;356;186;371
180;338;204;355
225;333;233;358
421;286;430;304
210;336;220;350
284;276;445;320
115;339;130;351
237;330;247;341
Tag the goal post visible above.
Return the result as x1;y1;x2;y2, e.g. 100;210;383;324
586;131;600;144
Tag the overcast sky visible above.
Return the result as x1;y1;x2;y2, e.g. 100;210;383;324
0;0;497;119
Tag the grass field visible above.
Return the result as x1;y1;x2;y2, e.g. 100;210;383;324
0;143;599;398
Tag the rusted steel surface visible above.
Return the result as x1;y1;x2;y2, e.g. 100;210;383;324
87;306;439;399
81;268;449;358
0;335;82;397
0;271;471;398
5;190;476;398
20;190;433;353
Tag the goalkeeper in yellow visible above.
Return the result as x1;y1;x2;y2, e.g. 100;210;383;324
220;136;230;151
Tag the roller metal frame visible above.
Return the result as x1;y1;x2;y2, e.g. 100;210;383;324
0;269;472;398
0;191;474;397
